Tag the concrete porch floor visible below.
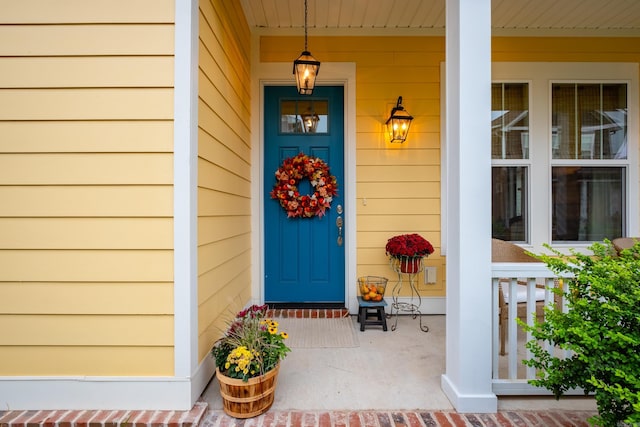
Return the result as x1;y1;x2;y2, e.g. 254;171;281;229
201;314;597;413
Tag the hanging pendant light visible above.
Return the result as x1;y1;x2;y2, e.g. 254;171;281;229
386;96;414;143
293;0;320;95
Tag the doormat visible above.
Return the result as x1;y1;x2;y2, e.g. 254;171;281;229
275;317;359;348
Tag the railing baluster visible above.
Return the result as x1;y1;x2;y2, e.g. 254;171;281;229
525;277;537;379
492;277;500;379
491;263;575;395
507;278;518;378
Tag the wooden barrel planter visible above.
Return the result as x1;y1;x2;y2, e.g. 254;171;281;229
215;364;280;418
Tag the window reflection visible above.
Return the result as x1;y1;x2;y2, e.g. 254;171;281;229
552;167;624;242
492;83;529;159
492;167;527;242
280;100;328;134
552;84;627;160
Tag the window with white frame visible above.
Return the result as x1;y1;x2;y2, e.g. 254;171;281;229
491;63;638;249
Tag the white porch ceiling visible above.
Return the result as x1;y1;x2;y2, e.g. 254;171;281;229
240;0;640;35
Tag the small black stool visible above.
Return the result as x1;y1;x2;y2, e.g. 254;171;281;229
357;296;388;331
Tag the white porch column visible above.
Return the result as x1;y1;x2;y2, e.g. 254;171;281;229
441;0;497;413
174;0;200;405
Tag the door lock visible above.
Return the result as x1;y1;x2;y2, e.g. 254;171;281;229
336;216;343;246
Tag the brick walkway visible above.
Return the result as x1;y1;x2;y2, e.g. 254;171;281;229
0;406;597;427
200;410;597;427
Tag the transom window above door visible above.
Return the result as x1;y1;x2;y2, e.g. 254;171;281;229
280;99;329;134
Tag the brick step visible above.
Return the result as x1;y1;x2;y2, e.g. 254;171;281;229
0;406;597;427
0;402;207;427
266;308;350;318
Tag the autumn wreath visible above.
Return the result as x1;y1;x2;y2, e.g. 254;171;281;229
270;153;338;218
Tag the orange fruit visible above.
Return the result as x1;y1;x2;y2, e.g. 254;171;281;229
368;291;377;299
363;294;371;301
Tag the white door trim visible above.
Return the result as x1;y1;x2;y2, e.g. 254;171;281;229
250;60;357;312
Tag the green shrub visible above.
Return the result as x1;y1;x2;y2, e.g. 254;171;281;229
521;240;640;426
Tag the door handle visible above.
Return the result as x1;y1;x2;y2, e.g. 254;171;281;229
336;216;343;246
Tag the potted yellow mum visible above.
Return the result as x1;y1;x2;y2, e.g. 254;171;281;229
211;304;290;418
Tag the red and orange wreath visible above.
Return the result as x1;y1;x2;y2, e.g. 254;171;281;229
270;153;338;218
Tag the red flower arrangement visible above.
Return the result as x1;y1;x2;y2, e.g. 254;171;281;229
270;153;338;218
385;233;434;258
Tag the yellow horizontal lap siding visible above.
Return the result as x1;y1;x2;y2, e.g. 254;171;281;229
198;158;251;195
357;165;440;182
0;218;172;249
0;57;174;89
198;98;251;159
0;250;173;282
357;65;442;83
0;25;174;56
199;129;251;176
198;216;251;243
198;234;251;276
198;269;251;358
0;89;173;120
198;188;251;216
0;153;172;185
0;347;173;376
0;121;174;153
359;214;441;232
0;282;172;315
357;83;440;100
356;198;441;215
197;0;252;363
198;44;250;122
0;0;174;24
1;314;173;346
0;3;176;379
358;149;439;165
0;186;173;217
357;182;440;199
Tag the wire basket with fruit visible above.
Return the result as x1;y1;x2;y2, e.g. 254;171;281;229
357;276;388;302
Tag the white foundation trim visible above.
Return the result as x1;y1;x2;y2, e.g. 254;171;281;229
0;357;216;411
0;377;193;410
442;374;498;413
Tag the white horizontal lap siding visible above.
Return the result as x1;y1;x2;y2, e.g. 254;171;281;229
0;0;184;410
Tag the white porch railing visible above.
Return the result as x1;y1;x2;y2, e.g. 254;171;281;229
491;262;578;395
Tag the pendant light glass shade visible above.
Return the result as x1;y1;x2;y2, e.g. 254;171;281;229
293;52;320;95
386;96;414;143
293;0;320;95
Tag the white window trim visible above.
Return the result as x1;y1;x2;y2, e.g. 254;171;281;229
492;62;639;254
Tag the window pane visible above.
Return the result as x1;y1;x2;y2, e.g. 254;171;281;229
552;167;624;242
552;84;627;159
492;83;529;159
492;167;527;242
280;99;328;134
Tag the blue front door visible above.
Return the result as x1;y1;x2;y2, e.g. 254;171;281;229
264;86;345;303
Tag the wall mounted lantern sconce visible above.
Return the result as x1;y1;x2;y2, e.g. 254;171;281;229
293;0;320;95
386;96;413;143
